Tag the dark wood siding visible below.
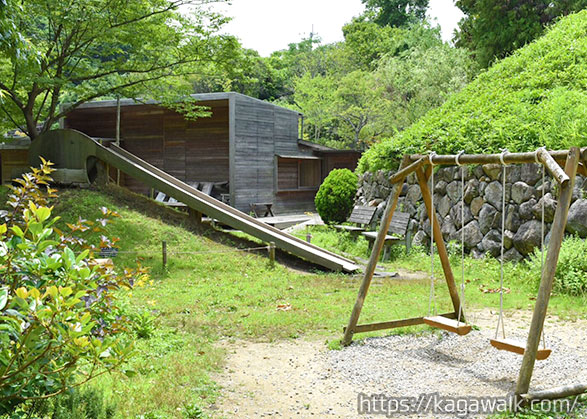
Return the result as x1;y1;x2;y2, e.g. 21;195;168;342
65;101;230;195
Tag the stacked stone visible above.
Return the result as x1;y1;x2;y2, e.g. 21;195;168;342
356;163;587;261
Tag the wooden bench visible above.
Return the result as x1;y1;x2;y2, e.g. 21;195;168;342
250;202;274;218
334;205;377;235
362;211;411;260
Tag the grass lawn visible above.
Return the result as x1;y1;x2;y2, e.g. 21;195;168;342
4;186;585;418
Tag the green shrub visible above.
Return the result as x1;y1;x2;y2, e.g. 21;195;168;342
359;10;587;173
314;169;358;224
529;236;587;295
0;161;149;413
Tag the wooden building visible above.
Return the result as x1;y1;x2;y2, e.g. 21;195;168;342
64;92;360;214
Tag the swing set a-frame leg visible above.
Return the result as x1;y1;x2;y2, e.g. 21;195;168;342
342;157;409;346
342;157;466;346
516;147;580;400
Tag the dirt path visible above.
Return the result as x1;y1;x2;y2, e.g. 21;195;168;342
210;310;587;418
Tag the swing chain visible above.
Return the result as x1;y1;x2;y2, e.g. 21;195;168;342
495;149;509;340
428;151;437;316
455;150;467;324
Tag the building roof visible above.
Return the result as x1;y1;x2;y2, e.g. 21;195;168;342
73;92;302;116
298;140;361;155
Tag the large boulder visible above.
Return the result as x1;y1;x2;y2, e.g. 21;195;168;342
463;179;479;204
480;229;502;257
450;201;473;227
520;163;542;186
478;204;501;235
484;181;505;209
437;195;452;218
503;247;524;263
441;215;456;241
519;198;537;220
406;185;422;204
531;193;557;223
446;181;461;202
470;196;485;216
482;164;502;181
459;221;483;249
511;181;535;204
566;199;587;237
513;220;542;255
505;204;521;232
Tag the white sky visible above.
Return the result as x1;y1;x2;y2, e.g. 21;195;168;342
208;0;464;56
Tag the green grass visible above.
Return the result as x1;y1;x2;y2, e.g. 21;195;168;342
4;185;586;418
296;225;587;320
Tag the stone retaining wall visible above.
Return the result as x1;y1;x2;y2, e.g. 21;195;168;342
357;163;587;261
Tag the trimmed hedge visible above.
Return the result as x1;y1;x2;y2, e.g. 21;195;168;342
315;169;358;225
359;11;587;173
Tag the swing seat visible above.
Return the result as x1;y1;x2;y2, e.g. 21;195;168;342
489;338;552;360
423;316;472;336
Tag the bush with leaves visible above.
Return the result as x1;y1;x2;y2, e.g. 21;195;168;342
529;236;587;296
0;160;149;413
314;169;358;225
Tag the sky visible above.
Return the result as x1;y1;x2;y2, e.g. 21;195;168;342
209;0;465;57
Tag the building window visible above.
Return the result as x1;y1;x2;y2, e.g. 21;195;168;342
299;159;321;188
277;156;322;191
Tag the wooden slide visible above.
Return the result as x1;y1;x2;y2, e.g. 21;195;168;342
30;130;359;273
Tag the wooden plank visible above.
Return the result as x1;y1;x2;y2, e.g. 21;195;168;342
342;156;411;346
490;338;551;360
416;167;464;321
516;148;580;397
348;205;376;225
423;316;472;336
347;312;458;334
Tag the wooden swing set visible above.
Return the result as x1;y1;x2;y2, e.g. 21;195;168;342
342;146;587;401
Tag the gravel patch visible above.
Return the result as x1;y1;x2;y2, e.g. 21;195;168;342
212;310;587;418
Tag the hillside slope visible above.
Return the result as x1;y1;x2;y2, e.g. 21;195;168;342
359;10;587;172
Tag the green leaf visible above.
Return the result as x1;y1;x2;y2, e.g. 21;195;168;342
11;225;24;238
0;288;7;310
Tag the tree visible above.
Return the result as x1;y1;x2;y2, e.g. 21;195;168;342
456;0;587;68
376;42;477;127
0;0;237;139
361;0;430;27
331;70;393;150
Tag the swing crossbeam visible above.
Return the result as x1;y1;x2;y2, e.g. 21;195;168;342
490;338;552;360
423;316;472;336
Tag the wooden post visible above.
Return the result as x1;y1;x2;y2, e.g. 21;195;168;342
116;97;121;186
515;148;579;398
536;147;570;186
268;242;276;268
162;240;167;268
306;233;312;243
415;167;464;320
342;156;410;346
188;208;202;224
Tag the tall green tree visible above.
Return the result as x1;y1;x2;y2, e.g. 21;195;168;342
0;0;237;139
456;0;587;67
361;0;430;27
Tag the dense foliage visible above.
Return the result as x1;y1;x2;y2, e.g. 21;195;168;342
0;0;237;139
359;11;587;172
0;162;148;413
456;0;587;68
361;0;429;27
288;23;476;150
315;169;359;225
529;236;587;296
